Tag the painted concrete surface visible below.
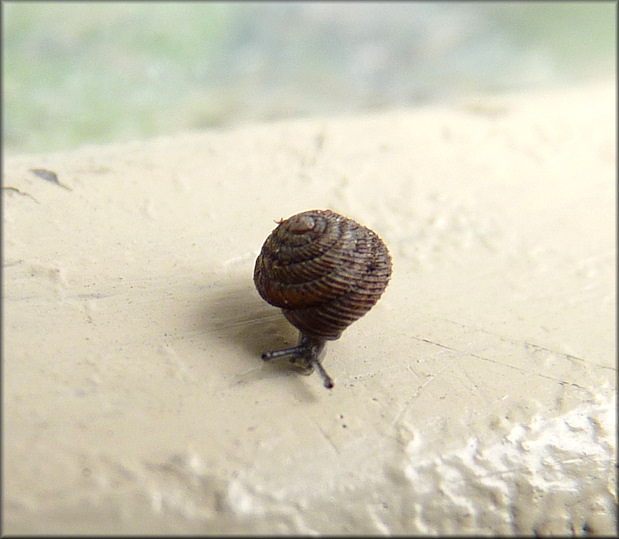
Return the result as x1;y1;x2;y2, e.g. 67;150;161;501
3;81;616;534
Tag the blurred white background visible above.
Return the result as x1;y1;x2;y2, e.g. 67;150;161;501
3;2;615;153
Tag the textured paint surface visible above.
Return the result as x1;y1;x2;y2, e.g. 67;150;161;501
3;82;616;534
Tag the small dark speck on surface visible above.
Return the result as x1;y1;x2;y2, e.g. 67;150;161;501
30;168;59;184
30;168;72;190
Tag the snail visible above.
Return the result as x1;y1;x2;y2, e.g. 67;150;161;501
254;209;392;389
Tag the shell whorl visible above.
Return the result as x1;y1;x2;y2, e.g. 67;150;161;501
254;209;392;340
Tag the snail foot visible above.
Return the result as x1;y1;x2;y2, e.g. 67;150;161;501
261;334;333;389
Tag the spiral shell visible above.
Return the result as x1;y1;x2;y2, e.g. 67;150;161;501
254;209;392;341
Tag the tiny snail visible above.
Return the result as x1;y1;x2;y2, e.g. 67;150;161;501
254;209;392;389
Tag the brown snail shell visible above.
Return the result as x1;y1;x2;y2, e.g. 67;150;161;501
254;209;392;388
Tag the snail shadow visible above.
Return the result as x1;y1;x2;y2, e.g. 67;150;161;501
196;277;314;390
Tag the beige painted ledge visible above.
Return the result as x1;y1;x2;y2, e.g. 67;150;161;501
3;81;616;535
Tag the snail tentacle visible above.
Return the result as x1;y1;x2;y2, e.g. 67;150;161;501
313;359;334;389
262;334;333;389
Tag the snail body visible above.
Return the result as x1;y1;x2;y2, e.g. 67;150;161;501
254;209;392;388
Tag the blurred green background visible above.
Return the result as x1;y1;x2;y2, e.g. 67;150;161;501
3;2;615;154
